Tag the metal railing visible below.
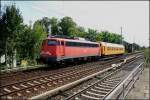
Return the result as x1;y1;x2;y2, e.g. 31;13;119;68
104;62;144;99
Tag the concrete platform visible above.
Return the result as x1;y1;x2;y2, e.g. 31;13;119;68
126;65;149;99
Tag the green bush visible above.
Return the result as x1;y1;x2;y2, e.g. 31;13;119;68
144;48;150;63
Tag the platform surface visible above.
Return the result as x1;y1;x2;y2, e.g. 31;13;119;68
126;64;149;99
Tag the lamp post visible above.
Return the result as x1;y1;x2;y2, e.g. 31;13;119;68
121;27;123;45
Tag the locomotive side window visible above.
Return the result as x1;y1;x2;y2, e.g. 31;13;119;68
66;41;98;47
47;40;58;46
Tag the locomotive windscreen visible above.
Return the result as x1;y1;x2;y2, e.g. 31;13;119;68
47;40;58;46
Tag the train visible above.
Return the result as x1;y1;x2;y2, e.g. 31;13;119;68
40;36;125;64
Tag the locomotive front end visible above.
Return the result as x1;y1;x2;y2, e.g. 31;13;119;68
40;39;58;63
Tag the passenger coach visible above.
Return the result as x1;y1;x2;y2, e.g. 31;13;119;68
100;42;125;56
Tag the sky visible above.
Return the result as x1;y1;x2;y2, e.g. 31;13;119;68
1;1;149;47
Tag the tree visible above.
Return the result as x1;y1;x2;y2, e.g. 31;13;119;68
96;31;123;44
32;21;47;63
50;17;59;35
0;5;23;67
78;26;85;32
84;28;98;42
59;16;77;36
16;25;34;61
76;26;87;37
39;17;51;34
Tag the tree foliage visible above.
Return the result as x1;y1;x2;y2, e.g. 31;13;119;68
0;5;23;67
38;17;51;34
50;17;59;35
59;16;77;36
32;21;47;61
16;25;34;60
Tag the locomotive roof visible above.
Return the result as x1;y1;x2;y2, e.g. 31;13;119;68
100;42;124;48
47;37;99;44
46;37;124;48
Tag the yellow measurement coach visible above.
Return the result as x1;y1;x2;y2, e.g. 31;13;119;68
100;42;125;56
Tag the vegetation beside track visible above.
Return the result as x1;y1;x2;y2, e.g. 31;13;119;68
144;48;150;63
143;47;150;68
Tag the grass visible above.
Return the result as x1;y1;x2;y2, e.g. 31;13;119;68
144;48;150;63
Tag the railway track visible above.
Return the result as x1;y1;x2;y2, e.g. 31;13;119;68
0;53;143;99
0;56;122;85
0;51;139;78
0;52;140;83
0;56;124;86
48;55;144;100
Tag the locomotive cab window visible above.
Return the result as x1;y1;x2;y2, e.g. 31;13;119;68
47;40;58;46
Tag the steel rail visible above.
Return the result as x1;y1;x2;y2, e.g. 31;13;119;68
64;57;142;100
104;62;144;99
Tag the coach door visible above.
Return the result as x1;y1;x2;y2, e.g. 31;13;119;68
60;41;65;56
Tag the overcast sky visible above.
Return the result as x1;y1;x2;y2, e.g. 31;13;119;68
2;1;149;47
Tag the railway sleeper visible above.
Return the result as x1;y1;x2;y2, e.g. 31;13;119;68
87;91;105;97
20;84;28;88
6;96;13;99
99;82;117;87
40;85;45;89
17;92;22;96
26;90;31;93
82;91;104;99
105;78;122;82
33;81;41;84
90;88;108;94
107;77;122;80
80;93;100;100
44;77;51;81
27;82;34;86
92;86;110;92
104;79;121;83
97;84;113;89
12;86;20;90
102;81;119;85
40;79;47;82
33;87;38;91
3;88;11;93
94;86;111;92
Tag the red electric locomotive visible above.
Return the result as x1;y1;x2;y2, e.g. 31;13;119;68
40;36;100;63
